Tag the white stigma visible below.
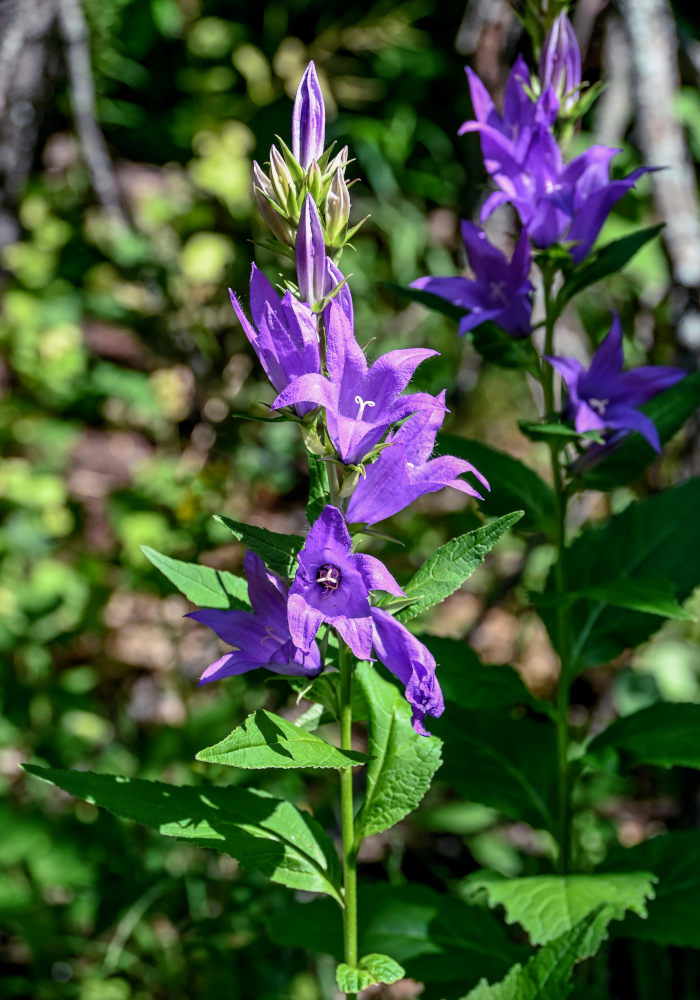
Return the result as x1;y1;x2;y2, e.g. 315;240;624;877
355;395;376;420
489;280;508;305
260;624;284;647
589;397;609;415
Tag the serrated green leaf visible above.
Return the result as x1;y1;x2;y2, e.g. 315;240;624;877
434;708;558;831
306;452;330;525
354;662;442;840
587;703;700;769
461;910;606;1000
554;224;664;311
196;709;369;769
141;546;249;609
439;434;555;535
465;871;656;946
541;477;700;669
575;371;700;492
397;511;523;624
601;831;700;948
23;765;341;901
267;882;528;991
214;514;303;578
336;953;405;992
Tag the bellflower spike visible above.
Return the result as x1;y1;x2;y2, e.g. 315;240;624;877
288;506;404;660
539;12;582;114
546;315;685;451
297;195;328;307
412;222;533;338
346;391;489;526
272;293;440;465
370;608;444;736
229;264;320;417
460;55;558;174
188;551;322;684
292;61;326;170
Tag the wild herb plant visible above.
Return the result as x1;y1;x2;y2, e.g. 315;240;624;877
25;8;700;999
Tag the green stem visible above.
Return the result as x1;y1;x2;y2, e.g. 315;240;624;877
339;642;358;996
542;271;572;874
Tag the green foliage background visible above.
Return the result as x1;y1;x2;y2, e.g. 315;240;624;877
2;2;700;998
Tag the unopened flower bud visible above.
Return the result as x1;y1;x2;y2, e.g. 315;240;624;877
539;12;581;113
252;160;293;245
269;145;291;202
325;144;349;178
296;194;327;306
292;61;326;170
325;169;351;248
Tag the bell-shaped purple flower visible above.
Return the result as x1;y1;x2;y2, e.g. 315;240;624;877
539;12;582;114
188;551;322;684
370;608;444;736
296;194;328;308
460;55;559;175
292;61;326;170
229;264;320;417
412;222;533;338
288;506;404;660
546;314;685;451
346;391;489;526
271;292;439;465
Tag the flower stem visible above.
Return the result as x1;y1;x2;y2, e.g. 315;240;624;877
339;642;358;995
541;270;572;874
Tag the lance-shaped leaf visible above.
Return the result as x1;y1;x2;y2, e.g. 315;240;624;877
464;871;656;946
354;661;442;841
24;765;342;902
540;476;700;669
461;910;607;1000
586;703;700;770
439;433;555;535
336;954;405;993
306;452;330;525
214;514;303;578
601;831;700;949
267;882;528;991
142;546;249;609
396;511;523;624
196;709;369;770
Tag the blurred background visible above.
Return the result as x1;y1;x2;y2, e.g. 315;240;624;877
2;1;700;998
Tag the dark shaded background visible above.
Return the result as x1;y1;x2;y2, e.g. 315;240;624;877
2;1;700;998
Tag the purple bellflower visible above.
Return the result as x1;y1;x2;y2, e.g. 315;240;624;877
539;12;582;114
370;608;444;736
346;391;489;526
480;129;653;263
296;194;329;308
412;222;533;338
546;314;685;451
292;61;326;170
272;292;440;465
229;264;320;417
460;55;558;174
188;551;322;684
287;505;404;660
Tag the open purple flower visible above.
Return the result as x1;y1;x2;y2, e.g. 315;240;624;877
292;61;326;170
411;222;533;338
480;128;652;263
539;12;582;114
188;551;322;684
546;314;685;451
460;55;558;174
370;608;444;736
346;391;489;526
288;506;404;660
229;264;320;417
271;292;439;465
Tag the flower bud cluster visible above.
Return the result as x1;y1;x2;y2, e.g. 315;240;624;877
252;62;364;257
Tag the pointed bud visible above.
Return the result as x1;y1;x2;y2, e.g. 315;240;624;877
539;12;581;113
325;169;351;248
252;161;294;245
325;144;349;179
292;61;326;170
296;194;327;306
269;145;292;204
